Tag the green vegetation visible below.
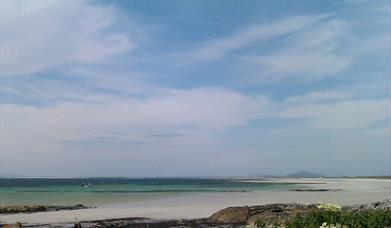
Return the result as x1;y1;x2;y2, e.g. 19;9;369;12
286;209;391;228
254;218;267;228
254;218;281;228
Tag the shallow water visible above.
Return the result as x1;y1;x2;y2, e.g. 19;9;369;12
0;178;294;206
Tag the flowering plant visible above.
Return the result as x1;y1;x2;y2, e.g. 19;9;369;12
316;203;341;212
319;222;348;228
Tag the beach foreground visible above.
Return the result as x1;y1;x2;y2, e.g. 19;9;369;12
0;178;390;226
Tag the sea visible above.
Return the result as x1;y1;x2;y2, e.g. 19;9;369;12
0;178;295;206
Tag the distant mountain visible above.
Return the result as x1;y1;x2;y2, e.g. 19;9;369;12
284;170;323;178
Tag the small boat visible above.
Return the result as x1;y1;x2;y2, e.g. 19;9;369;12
80;183;93;188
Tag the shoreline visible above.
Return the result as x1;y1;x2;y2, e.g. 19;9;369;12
1;178;390;225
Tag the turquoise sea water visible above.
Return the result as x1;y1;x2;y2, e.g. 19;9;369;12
0;178;295;206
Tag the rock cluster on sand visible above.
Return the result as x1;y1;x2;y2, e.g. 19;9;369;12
290;188;342;192
0;205;46;214
0;204;89;214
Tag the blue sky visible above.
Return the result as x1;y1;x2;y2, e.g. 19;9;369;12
0;0;389;177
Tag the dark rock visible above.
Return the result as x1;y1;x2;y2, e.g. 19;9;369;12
209;206;250;224
0;204;90;214
291;188;342;192
0;205;46;214
208;203;318;226
246;204;318;226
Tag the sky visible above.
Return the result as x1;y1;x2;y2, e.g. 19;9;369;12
0;0;390;177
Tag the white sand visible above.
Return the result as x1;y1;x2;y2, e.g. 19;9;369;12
1;178;390;225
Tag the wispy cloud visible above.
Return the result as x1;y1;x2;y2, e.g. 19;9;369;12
285;91;355;103
177;14;332;64
0;0;139;76
279;97;388;131
241;18;351;82
145;133;186;138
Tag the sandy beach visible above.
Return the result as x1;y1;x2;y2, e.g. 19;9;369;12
1;178;389;225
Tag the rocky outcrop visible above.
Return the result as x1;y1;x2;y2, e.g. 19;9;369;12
85;218;238;228
0;205;46;214
209;203;318;226
209;206;250;224
0;204;90;214
246;204;318;225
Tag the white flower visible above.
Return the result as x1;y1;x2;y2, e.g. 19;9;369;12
316;203;341;212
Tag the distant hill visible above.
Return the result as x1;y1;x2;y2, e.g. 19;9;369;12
284;170;323;178
249;170;324;178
